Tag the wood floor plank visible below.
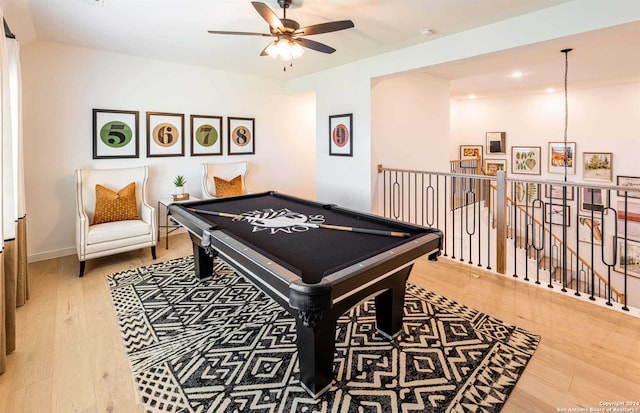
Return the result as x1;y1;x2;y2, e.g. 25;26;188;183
0;232;638;412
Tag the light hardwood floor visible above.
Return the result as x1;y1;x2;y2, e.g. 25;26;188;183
1;232;639;412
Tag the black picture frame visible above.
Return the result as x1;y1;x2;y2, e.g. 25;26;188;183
545;202;570;226
329;113;353;156
93;109;139;159
146;112;185;157
191;115;223;156
228;117;255;155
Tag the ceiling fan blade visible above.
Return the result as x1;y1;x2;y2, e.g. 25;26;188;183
295;37;336;54
296;20;354;36
208;30;274;37
251;1;284;32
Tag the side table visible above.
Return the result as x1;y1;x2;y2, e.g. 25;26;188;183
157;197;200;249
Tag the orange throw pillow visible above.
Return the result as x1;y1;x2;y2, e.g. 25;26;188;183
214;175;244;197
93;182;140;225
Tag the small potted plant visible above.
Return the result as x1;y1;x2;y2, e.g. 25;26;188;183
173;175;186;195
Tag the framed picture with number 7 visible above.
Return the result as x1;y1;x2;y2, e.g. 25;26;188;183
93;109;139;159
190;115;223;156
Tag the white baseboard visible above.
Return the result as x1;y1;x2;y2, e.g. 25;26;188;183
28;247;76;263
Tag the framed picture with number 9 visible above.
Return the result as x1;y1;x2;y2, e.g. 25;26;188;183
228;117;255;155
93;109;139;159
329;113;353;156
190;115;223;156
146;112;185;157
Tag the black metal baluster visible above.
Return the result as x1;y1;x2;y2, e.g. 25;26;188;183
477;176;482;267
601;190;615;307
487;178;492;270
622;193;629;311
465;189;476;265
451;176;456;260
532;198;544;285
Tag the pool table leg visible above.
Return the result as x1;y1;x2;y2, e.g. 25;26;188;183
295;316;337;398
192;243;214;279
375;264;413;339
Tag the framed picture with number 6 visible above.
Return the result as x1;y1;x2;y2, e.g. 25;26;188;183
146;111;185;157
190;115;223;156
228;117;255;155
93;109;139;159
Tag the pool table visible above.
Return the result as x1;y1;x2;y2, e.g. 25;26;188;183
168;191;442;397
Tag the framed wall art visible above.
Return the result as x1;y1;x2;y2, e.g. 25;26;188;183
617;200;640;241
191;115;223;156
614;238;640;279
545;183;574;201
486;131;506;154
548;141;576;174
513;182;540;206
617;176;640;199
93;109;139;159
545;203;570;226
580;187;607;213
329;113;353;156
484;159;507;176
616;200;640;242
460;145;483;161
228;117;255;155
511;146;541;175
146;112;185;157
578;216;603;245
583;152;612;182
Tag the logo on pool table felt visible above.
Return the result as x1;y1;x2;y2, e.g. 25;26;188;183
236;208;325;234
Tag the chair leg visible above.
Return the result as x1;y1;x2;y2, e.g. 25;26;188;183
151;246;157;259
79;261;86;277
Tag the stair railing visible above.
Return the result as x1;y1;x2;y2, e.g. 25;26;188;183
376;163;638;314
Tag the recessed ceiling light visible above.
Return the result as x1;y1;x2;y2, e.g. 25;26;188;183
419;28;433;36
512;71;523;78
469;94;476;99
546;88;555;93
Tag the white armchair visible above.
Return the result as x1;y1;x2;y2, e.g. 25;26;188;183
75;166;157;277
201;161;249;199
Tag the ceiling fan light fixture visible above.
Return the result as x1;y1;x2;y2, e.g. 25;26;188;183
290;41;304;59
266;41;279;58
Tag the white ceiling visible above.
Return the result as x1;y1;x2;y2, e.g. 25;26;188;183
6;0;640;98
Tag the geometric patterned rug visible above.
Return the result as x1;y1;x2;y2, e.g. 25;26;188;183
107;256;540;413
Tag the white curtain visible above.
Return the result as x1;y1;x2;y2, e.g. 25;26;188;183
1;9;28;375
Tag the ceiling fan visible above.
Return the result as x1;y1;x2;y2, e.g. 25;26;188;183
208;0;354;68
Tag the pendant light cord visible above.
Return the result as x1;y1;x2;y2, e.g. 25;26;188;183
561;48;572;182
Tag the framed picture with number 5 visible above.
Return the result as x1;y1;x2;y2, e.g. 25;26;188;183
93;109;139;159
329;113;353;156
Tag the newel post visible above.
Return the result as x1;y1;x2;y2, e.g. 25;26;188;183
495;171;507;274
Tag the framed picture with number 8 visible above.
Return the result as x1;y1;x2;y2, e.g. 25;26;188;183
190;115;223;156
228;117;255;155
93;109;139;159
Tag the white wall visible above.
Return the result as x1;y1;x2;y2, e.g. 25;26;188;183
286;0;640;213
21;41;316;261
371;72;451;215
451;83;640;181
